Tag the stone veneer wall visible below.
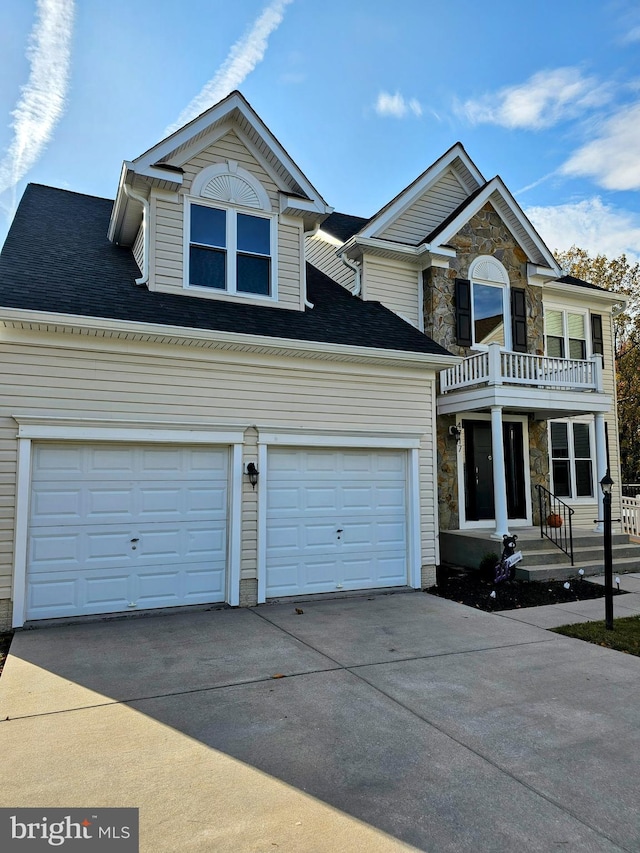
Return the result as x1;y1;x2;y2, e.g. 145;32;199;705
0;598;11;632
529;420;550;525
426;202;549;530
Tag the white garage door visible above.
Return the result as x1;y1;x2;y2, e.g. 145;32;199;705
26;443;229;620
266;448;408;597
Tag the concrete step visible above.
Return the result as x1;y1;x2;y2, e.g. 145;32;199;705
516;555;640;582
520;544;640;566
514;533;630;551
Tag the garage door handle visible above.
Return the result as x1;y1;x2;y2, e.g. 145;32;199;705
131;538;139;543
336;529;343;533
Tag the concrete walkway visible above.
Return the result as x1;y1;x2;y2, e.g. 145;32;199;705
1;592;639;852
496;572;640;628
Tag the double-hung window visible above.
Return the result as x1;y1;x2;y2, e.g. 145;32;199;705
550;419;594;499
188;202;273;297
545;309;587;359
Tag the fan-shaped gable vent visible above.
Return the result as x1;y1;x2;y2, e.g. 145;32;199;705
470;256;509;284
201;174;262;208
191;160;272;212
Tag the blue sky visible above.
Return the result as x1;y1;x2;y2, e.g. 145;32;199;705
1;0;640;260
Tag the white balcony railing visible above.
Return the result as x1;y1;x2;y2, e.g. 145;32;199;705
440;342;603;394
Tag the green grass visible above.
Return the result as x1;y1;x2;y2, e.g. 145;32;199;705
553;615;640;656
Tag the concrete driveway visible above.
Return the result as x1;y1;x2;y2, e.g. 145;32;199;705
1;592;639;852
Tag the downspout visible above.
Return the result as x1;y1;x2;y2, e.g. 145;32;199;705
338;251;362;297
302;222;320;308
123;183;149;287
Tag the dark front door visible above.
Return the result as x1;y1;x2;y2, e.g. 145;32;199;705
464;420;527;522
464;421;494;520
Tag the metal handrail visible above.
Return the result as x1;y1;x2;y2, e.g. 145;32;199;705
536;484;575;565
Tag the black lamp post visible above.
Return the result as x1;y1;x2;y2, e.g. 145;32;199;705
600;470;614;631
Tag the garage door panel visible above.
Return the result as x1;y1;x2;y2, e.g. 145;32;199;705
84;575;130;608
341;486;373;510
31;488;83;523
29;532;82;568
28;577;79;614
26;443;230;620
306;487;338;510
377;556;407;582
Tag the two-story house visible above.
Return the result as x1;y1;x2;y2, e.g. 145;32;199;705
308;144;622;568
0;91;622;630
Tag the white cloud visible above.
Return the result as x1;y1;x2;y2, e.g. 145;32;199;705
458;67;610;130
561;101;640;190
165;0;293;136
621;24;640;43
525;197;640;263
0;0;74;199
374;91;422;119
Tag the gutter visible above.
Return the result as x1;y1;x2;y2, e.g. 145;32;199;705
303;222;320;308
338;252;362;297
123;183;149;287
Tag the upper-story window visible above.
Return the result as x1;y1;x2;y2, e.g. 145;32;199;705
456;255;526;349
545;308;587;359
186;161;277;299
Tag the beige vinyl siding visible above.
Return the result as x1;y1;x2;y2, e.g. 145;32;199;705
132;224;144;274
0;331;438;598
305;235;355;291
363;256;420;328
379;171;468;244
151;130;303;310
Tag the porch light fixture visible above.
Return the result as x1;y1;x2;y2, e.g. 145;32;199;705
246;462;259;489
448;424;462;444
600;469;614;630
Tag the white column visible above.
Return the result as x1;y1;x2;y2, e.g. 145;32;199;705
490;405;509;539
594;412;607;533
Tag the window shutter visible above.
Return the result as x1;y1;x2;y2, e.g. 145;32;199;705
455;278;472;347
591;314;604;364
510;288;527;353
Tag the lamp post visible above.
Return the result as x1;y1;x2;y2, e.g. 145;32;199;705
600;470;614;631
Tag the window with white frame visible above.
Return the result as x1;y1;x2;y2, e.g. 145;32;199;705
549;419;594;499
186;161;276;299
469;257;510;348
545;308;587;359
188;203;273;296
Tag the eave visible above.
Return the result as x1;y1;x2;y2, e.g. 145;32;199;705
0;307;461;371
341;235;456;267
543;280;626;307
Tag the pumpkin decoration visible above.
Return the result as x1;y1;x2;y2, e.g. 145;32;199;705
547;513;563;528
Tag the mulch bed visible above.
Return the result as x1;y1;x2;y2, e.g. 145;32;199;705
427;568;626;613
0;633;13;678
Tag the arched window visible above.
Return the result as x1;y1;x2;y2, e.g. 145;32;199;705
186;161;277;299
468;256;510;348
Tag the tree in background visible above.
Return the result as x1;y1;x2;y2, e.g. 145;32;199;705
555;247;640;485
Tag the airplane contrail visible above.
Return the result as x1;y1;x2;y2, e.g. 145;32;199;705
164;0;294;136
0;0;75;205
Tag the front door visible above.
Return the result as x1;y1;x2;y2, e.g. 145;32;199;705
464;420;527;522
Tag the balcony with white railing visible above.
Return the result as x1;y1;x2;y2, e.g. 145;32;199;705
440;342;604;395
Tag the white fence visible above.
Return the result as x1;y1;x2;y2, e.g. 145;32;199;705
621;495;640;537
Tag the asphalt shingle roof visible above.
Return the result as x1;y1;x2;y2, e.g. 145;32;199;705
556;274;607;292
320;211;369;242
0;184;452;358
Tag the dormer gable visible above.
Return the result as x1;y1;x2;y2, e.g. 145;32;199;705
359;143;484;243
108;91;333;312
